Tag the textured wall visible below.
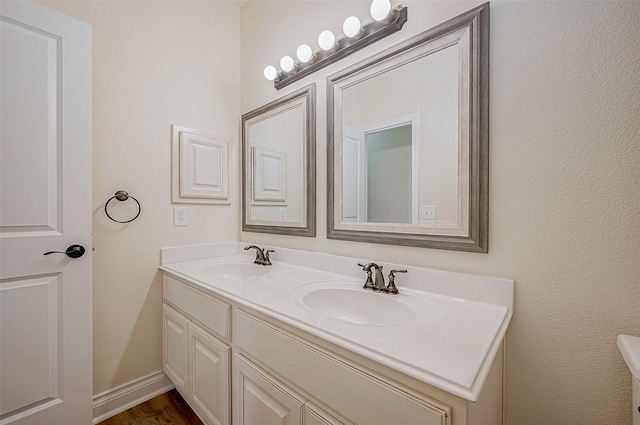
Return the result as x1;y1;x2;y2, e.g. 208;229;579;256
241;1;640;424
41;1;242;395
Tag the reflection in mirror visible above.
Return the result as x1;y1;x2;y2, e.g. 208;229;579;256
342;43;458;227
242;84;315;237
343;119;417;224
328;3;488;252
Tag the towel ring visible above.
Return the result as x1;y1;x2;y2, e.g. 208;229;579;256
105;190;141;223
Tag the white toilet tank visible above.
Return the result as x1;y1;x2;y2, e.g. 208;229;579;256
618;335;640;425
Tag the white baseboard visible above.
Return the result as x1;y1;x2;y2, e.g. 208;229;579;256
92;371;174;424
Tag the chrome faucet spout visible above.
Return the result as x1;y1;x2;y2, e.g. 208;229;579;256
244;245;271;265
358;262;385;291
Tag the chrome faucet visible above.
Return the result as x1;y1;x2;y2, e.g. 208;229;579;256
358;263;407;294
244;245;274;265
358;262;386;292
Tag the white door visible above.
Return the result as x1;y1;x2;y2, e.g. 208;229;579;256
0;2;92;424
341;126;365;223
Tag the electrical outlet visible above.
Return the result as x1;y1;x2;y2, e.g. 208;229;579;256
174;207;187;226
420;205;437;221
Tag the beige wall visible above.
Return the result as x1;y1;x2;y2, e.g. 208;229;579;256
241;1;640;425
42;1;241;395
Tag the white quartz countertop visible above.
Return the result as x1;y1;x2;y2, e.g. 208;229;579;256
160;242;513;401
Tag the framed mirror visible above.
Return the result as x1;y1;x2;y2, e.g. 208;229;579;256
242;84;316;237
327;3;488;252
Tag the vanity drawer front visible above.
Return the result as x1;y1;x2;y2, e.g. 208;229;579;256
235;310;450;425
163;275;230;341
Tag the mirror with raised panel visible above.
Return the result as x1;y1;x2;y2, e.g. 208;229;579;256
327;3;489;252
242;84;316;237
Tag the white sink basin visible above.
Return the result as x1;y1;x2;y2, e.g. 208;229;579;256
202;262;266;279
303;287;415;326
294;281;441;326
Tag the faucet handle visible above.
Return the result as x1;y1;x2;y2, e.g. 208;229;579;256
264;249;275;265
386;269;407;295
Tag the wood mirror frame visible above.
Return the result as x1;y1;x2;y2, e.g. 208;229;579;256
327;3;489;252
242;84;316;237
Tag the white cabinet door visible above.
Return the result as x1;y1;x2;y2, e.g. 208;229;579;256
304;403;352;425
190;322;230;425
235;355;303;425
163;305;189;395
0;2;92;424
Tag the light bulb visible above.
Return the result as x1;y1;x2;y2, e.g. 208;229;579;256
296;44;313;63
370;0;391;21
280;56;295;72
264;65;278;81
318;30;336;51
343;16;362;38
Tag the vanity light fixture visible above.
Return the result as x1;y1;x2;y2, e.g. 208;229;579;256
343;16;362;38
264;1;408;90
370;0;392;21
263;65;278;81
296;44;313;63
318;30;336;51
280;56;295;72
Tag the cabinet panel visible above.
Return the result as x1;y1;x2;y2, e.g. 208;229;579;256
235;310;450;425
235;355;303;425
163;304;188;394
164;275;230;341
304;403;352;425
189;323;230;425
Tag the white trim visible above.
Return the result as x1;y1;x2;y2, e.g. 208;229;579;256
92;371;174;424
171;124;233;205
179;130;230;200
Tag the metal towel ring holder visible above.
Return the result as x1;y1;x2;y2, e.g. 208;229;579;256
104;190;141;223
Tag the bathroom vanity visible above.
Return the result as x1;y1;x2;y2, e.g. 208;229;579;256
159;242;513;425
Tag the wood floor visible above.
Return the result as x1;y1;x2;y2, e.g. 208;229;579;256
97;389;204;425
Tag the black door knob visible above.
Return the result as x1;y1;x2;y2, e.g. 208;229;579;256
43;244;86;258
